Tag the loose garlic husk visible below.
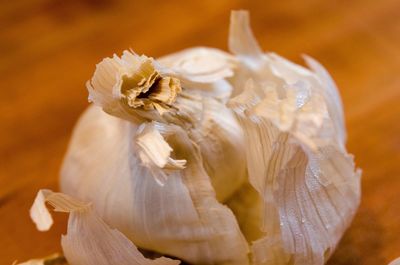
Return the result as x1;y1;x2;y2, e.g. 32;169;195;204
16;253;67;265
22;10;361;265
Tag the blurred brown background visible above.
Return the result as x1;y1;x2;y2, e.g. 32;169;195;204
1;0;400;264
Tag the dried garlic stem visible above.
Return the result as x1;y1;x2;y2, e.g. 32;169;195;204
120;58;181;114
87;52;183;123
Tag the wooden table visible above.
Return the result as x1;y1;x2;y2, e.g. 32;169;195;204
1;1;399;264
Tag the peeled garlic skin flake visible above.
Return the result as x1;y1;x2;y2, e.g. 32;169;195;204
56;10;361;265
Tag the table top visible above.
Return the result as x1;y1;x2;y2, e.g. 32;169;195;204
1;1;399;264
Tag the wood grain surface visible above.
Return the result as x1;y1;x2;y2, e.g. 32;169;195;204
1;0;399;264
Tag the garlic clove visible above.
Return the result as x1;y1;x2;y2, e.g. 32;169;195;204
230;77;360;265
60;106;249;265
228;10;361;265
189;97;247;202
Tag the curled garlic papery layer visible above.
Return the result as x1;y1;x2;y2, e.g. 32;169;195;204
20;10;362;265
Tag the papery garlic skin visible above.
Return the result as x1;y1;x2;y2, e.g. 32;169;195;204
30;190;180;265
17;254;67;265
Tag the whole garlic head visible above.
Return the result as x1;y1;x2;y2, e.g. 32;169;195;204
25;10;360;265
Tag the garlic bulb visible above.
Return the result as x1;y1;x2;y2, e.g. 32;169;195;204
22;10;361;265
